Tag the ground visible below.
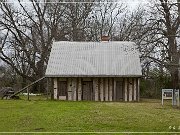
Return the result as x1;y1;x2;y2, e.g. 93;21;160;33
0;98;179;134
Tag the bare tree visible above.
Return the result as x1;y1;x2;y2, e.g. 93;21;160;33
145;0;180;88
64;1;95;41
0;0;97;92
0;0;66;92
84;0;126;41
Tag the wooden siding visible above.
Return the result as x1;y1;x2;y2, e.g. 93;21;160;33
53;77;140;101
58;81;67;100
82;81;93;100
116;81;123;101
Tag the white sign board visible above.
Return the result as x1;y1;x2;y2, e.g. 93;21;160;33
162;89;179;106
162;89;173;105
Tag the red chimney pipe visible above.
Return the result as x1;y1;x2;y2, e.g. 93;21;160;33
101;36;110;41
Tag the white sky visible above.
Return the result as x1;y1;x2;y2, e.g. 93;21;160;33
124;0;148;9
5;0;149;6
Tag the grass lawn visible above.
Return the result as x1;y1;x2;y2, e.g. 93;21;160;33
0;98;179;133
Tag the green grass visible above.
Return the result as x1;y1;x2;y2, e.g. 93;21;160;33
0;99;179;133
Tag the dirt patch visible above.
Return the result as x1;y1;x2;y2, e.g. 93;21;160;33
34;128;44;131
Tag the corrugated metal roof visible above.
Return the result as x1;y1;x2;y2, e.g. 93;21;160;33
45;41;142;77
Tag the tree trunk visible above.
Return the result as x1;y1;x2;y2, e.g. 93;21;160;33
169;37;179;89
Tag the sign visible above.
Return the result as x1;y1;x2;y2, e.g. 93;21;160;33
162;89;173;105
162;89;179;106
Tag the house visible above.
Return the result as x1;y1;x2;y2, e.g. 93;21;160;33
45;40;142;101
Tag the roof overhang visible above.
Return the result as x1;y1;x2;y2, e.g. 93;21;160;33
45;75;142;78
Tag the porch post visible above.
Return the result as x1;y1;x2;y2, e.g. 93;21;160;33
77;78;82;101
129;78;133;101
67;78;72;100
72;78;77;101
100;78;104;101
105;78;109;101
109;78;113;101
137;78;140;101
134;78;137;101
54;78;58;100
124;78;127;101
93;78;99;101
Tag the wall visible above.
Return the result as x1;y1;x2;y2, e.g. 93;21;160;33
52;77;140;101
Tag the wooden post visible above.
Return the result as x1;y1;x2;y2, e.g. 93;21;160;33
134;78;137;101
46;78;49;100
27;88;29;101
113;79;116;101
10;77;45;98
162;89;164;106
67;78;72;101
72;78;77;101
100;78;104;101
105;78;108;101
54;78;58;100
77;78;82;101
93;78;99;101
109;78;113;101
177;90;179;107
50;78;54;100
124;78;127;101
129;78;133;101
137;78;140;101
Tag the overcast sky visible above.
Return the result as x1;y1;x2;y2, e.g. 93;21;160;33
124;0;148;9
6;0;149;8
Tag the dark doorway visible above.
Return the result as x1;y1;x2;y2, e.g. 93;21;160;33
58;81;67;98
82;81;93;101
116;81;124;101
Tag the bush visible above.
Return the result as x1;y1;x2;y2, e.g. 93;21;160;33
140;74;171;99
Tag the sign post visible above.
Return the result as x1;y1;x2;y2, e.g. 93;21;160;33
173;89;179;106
